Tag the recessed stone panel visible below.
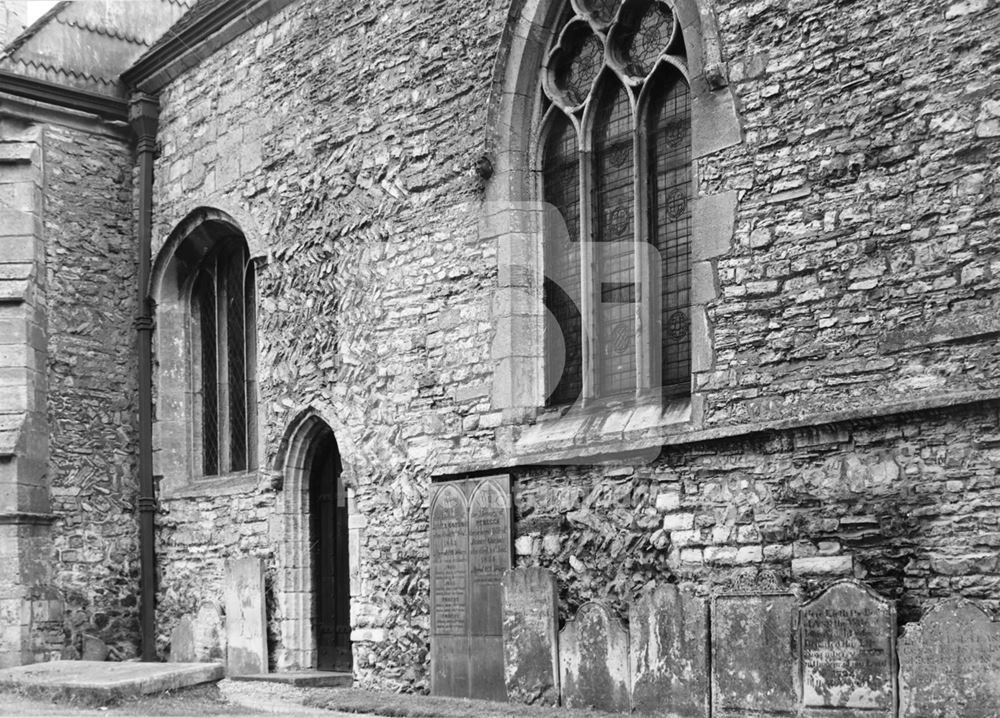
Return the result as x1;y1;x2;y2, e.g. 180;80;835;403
629;583;709;718
560;601;630;713
800;580;896;717
712;581;799;717
899;598;1000;718
501;567;559;706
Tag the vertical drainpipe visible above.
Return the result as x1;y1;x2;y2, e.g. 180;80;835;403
129;92;159;662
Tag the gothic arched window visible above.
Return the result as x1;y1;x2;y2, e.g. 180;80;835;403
190;238;258;475
542;0;691;406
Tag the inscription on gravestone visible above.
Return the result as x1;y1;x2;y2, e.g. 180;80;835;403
468;480;512;701
712;575;799;717
560;602;630;713
898;597;1000;718
502;567;560;706
224;557;267;675
800;580;895;717
630;583;709;718
430;483;469;697
429;475;511;700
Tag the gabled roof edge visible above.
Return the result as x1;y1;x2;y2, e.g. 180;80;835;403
121;0;298;94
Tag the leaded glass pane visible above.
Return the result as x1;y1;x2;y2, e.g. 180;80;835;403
226;244;248;472
543;113;583;406
647;72;691;398
195;271;218;476
593;79;635;398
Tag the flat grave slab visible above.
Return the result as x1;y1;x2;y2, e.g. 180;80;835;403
0;660;223;704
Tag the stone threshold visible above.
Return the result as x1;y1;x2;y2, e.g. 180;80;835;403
229;671;352;688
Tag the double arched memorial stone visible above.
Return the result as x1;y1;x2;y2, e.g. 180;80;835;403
898;597;1000;718
429;475;512;700
559;601;631;713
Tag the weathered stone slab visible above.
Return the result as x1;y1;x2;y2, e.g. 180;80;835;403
172;603;225;663
224;557;267;676
712;576;799;717
800;580;896;717
501;567;559;705
560;601;630;713
629;583;709;718
899;597;1000;718
81;634;108;662
169;615;197;663
429;475;512;700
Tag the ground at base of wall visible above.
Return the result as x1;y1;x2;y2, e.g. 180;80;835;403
0;680;627;718
304;688;624;718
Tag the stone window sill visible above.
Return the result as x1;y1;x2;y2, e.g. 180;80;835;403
511;396;696;465
159;468;270;500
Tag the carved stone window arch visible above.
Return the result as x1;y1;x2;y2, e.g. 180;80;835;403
151;208;261;494
486;0;741;447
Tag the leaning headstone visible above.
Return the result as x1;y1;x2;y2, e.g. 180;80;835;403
169;615;197;662
898;597;1000;717
712;573;799;716
501;567;559;705
560;601;630;713
630;583;709;717
224;557;268;675
800;580;896;717
429;482;470;698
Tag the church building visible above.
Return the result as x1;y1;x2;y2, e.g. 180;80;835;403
0;0;999;698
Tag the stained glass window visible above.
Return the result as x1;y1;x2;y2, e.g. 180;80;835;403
542;0;691;405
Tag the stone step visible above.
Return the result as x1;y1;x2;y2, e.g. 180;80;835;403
229;670;353;688
0;659;224;705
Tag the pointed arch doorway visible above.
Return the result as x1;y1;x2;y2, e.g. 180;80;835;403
308;428;352;671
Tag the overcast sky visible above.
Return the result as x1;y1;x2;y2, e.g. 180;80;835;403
26;1;59;24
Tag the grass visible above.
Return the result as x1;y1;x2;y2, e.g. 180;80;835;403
0;683;262;716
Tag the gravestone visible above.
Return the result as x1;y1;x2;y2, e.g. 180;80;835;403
501;567;559;705
712;574;799;717
224;557;268;675
169;615;197;662
898;597;1000;717
170;603;225;663
82;634;108;662
800;580;895;717
560;602;630;713
430;482;470;698
429;475;511;700
629;583;709;718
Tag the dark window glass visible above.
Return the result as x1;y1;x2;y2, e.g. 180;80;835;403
193;239;255;475
195;271;218;476
543;113;583;406
647;72;691;398
593;79;635;398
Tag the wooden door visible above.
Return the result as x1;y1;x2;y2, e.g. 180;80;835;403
309;435;352;671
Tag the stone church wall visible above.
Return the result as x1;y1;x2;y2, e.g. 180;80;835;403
139;0;1000;693
42;122;140;659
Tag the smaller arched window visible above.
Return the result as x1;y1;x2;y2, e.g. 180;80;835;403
541;0;691;407
190;238;257;476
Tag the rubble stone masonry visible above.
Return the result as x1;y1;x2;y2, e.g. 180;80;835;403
138;0;1000;692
